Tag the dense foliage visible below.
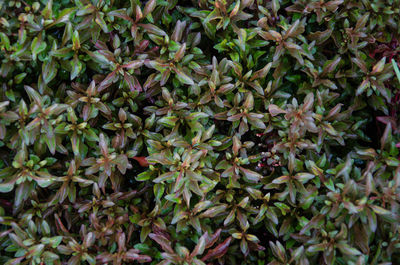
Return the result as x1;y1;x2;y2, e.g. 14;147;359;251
1;0;400;264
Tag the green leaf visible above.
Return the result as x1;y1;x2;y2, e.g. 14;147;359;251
294;173;315;183
136;171;153;181
153;171;178;183
72;30;80;51
42;59;58;84
0;182;14;193
157;116;179;128
356;79;370;96
31;36;47;60
71;56;83;80
0;33;10;51
371;57;386;74
24;85;42;105
174;67;194;85
139;24;167;36
165;194;181;204
323;178;335;192
337;243;362;256
392;59;400;85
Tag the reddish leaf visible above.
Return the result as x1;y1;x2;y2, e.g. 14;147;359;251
131;156;149;167
201;236;232;261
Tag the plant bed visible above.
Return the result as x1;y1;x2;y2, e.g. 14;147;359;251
0;0;400;264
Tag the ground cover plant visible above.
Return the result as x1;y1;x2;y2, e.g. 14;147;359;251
0;0;400;264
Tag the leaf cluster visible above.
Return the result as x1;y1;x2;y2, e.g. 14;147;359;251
0;0;400;264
